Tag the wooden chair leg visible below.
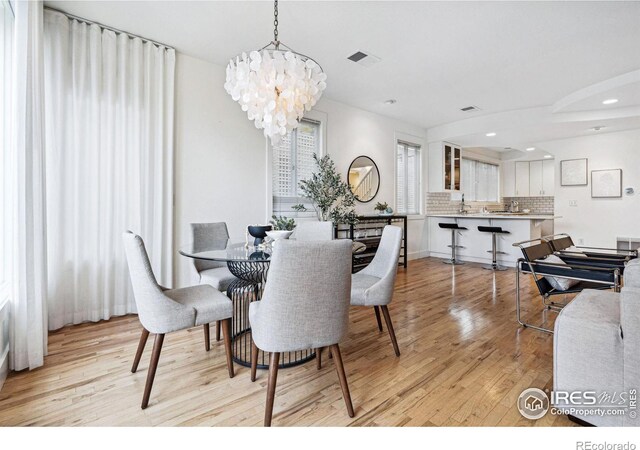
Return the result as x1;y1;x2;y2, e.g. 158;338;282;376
264;352;280;427
141;333;165;409
131;328;150;373
373;306;383;332
203;323;211;351
250;339;259;382
330;344;355;418
216;320;221;342
222;318;234;378
316;347;322;370
381;305;400;357
328;346;332;359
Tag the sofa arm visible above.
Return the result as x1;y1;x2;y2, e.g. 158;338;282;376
624;258;640;288
554;289;625;426
621;287;640;426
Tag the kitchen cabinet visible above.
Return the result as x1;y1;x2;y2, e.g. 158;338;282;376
502;161;516;197
443;143;461;191
515;161;530;197
542;159;554;196
529;161;543;196
528;160;554;196
506;159;555;197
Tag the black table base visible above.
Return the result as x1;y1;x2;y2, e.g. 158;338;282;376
227;260;315;369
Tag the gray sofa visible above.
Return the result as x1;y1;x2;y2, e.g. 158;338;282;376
554;258;640;426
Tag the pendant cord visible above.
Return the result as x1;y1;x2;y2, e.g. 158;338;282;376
273;0;279;47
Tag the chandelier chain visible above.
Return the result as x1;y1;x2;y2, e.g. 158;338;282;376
273;0;279;45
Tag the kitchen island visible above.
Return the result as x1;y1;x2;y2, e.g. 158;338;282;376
427;213;560;266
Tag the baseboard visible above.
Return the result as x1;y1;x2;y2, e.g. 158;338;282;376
428;251;517;267
408;250;429;261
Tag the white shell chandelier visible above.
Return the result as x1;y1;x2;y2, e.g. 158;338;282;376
224;0;327;144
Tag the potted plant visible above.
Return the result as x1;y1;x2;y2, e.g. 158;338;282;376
292;154;358;225
374;201;393;216
266;215;296;240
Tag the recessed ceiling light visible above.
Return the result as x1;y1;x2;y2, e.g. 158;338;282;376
526;147;535;151
485;132;496;137
591;126;606;131
602;98;618;105
384;99;397;105
544;155;552;159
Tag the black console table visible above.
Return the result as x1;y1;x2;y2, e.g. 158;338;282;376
334;215;408;272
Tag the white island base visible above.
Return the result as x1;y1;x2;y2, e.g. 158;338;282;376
427;214;559;267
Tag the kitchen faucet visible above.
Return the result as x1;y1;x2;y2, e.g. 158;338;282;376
459;194;472;214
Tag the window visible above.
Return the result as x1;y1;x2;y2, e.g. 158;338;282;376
272;119;321;216
0;0;14;301
396;141;421;215
461;158;500;202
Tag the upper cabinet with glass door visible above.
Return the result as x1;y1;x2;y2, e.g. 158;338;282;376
443;143;461;191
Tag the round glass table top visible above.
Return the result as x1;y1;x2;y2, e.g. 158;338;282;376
179;240;272;262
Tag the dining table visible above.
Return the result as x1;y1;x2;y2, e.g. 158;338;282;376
180;239;316;370
180;238;367;370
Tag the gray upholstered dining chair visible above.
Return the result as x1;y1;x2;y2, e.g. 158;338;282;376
190;222;238;342
249;239;354;426
293;220;333;241
350;225;402;356
123;231;234;409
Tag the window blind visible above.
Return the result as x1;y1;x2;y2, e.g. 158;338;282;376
396;141;421;215
461;158;500;202
272;119;321;217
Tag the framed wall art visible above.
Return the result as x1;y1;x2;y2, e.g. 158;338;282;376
591;169;622;198
560;158;588;186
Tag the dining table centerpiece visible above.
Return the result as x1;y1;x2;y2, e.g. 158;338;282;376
266;215;296;240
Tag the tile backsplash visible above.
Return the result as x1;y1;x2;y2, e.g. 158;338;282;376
426;192;554;215
502;196;554;214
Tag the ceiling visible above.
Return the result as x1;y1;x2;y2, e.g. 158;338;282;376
45;1;640;148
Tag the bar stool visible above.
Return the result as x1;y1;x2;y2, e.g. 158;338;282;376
477;226;510;271
438;223;468;265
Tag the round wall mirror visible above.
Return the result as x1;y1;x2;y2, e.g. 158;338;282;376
348;156;380;203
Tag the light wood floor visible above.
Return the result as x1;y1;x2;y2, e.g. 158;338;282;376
0;257;575;426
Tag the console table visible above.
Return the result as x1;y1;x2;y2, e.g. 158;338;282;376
334;215;407;272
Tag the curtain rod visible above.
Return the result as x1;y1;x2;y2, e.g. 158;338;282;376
44;6;175;50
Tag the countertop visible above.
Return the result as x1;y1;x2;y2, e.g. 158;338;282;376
426;213;560;220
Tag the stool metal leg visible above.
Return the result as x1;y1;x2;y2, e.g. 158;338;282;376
482;232;508;271
443;229;465;265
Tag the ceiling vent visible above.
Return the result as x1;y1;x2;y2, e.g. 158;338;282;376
460;105;481;112
347;50;381;68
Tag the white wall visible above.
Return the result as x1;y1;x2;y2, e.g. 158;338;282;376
314;97;429;259
174;54;268;287
543;129;640;247
174;54;431;287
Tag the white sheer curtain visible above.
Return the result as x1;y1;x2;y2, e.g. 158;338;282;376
9;0;48;371
43;10;175;330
